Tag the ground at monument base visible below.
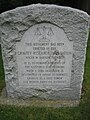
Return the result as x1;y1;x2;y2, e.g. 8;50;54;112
0;32;90;120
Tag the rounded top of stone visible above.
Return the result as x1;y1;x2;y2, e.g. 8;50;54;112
0;4;89;17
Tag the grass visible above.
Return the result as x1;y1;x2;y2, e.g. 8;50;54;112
0;32;90;120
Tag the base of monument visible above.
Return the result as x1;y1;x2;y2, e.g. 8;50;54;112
0;93;79;107
0;98;79;107
0;87;79;107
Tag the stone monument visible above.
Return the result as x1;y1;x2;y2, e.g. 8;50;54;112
0;4;89;106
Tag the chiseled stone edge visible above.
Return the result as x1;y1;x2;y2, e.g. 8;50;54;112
0;4;89;100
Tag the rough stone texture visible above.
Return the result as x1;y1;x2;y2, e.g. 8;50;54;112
0;4;90;101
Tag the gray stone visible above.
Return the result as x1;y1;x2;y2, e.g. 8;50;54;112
0;4;89;103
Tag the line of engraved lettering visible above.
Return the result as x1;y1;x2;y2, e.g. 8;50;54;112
57;43;64;46
23;81;39;83
54;77;63;79
22;73;37;76
33;47;45;50
16;51;32;55
46;77;53;79
40;81;48;83
33;51;50;55
24;62;31;65
46;65;65;68
26;80;39;82
38;69;44;72
35;61;47;64
55;73;67;76
32;42;65;47
42;73;51;76
45;69;60;72
31;65;45;68
27;77;38;80
33;43;49;46
39;56;50;59
53;81;66;83
26;56;34;59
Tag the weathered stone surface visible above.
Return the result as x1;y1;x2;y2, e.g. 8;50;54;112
16;23;73;90
0;4;89;101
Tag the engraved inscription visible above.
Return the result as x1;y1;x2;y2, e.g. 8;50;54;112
35;26;54;42
16;23;73;89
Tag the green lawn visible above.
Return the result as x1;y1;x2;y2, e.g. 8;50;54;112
0;32;90;120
